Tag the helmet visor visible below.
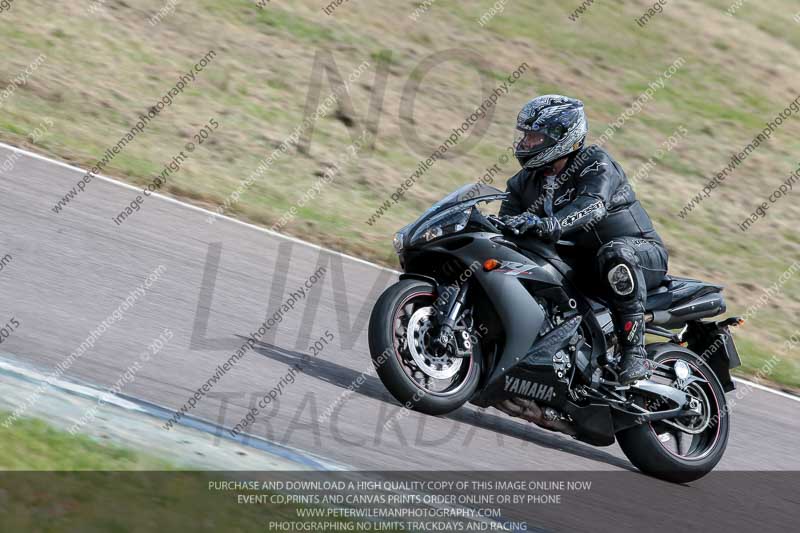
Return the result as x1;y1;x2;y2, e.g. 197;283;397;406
514;127;560;158
515;130;551;151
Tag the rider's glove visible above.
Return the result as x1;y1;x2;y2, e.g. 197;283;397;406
534;217;562;243
503;213;541;235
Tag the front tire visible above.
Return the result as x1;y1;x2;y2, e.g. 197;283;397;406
617;346;730;483
368;279;482;416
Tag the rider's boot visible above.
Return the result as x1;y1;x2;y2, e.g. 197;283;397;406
615;311;651;385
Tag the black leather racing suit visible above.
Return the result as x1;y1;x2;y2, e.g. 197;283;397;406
499;144;669;360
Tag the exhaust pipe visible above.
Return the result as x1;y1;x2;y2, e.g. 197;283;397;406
495;398;576;436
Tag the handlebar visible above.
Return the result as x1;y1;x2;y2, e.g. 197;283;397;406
486;215;517;234
487;214;539;236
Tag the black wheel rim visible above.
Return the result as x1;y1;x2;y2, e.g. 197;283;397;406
647;357;724;461
391;291;475;397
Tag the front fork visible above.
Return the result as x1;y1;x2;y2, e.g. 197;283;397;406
433;281;470;354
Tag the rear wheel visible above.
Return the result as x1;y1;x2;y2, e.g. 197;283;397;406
368;279;482;416
617;346;729;483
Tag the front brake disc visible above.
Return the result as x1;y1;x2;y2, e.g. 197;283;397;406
406;306;463;380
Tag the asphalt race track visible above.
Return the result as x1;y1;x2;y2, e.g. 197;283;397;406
1;143;798;527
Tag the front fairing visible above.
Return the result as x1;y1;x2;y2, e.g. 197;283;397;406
396;184;506;251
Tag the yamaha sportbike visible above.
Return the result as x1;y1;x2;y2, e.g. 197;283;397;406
368;184;742;483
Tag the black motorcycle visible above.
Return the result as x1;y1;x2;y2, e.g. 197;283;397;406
368;184;742;483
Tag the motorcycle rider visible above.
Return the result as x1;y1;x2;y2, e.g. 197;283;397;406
499;95;668;384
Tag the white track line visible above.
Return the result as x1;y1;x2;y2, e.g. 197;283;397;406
2;141;798;403
732;377;800;402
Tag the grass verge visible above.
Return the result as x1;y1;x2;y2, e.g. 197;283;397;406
0;412;358;532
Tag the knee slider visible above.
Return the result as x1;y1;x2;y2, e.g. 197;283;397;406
597;242;640;298
608;263;636;297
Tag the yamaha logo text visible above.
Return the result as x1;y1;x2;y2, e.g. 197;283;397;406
504;376;556;402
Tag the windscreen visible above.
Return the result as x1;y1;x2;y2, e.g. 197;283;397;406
421;183;505;218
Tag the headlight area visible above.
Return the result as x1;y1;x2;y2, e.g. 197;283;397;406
409;207;472;247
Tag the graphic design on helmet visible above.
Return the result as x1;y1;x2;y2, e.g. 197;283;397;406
514;94;588;169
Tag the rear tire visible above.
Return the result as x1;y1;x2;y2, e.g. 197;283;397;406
617;346;730;483
368;279;482;416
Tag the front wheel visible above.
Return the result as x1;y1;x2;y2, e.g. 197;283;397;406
368;279;482;416
617;346;730;483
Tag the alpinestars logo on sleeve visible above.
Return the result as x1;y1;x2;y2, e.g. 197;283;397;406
580;161;608;177
560;200;604;227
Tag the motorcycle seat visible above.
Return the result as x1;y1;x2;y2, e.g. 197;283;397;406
646;276;723;312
